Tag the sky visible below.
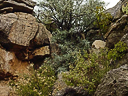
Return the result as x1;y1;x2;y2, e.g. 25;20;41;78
103;0;120;9
32;0;120;10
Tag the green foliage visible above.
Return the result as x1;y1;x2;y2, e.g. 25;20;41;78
108;41;127;60
44;29;90;72
122;2;128;14
93;6;112;35
36;0;105;32
10;64;56;96
63;49;111;95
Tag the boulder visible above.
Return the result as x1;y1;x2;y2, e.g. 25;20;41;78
95;64;128;96
0;12;52;60
0;0;36;14
104;14;128;48
92;40;106;49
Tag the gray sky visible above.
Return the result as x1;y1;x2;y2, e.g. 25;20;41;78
102;0;120;9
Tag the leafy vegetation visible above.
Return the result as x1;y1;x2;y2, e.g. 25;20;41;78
10;64;56;96
36;0;105;32
122;2;128;14
62;49;111;95
108;41;127;60
44;29;90;72
93;6;112;35
10;0;128;96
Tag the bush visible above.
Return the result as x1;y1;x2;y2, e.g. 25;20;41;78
45;29;90;72
63;49;111;95
10;64;56;96
93;6;112;35
108;41;127;60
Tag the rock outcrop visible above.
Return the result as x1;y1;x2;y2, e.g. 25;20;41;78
104;0;128;48
95;64;128;96
0;0;52;95
0;0;52;80
0;0;36;14
104;14;128;48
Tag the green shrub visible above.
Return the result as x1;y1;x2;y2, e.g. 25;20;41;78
10;64;56;96
93;6;112;35
108;41;127;60
122;2;128;14
63;49;111;95
45;29;90;72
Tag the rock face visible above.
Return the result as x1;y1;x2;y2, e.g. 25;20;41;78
0;0;36;14
0;0;52;95
95;64;128;96
0;12;52;61
105;0;128;48
0;0;52;80
105;14;128;48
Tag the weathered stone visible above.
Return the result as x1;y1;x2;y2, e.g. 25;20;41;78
92;40;106;49
105;14;128;48
28;46;50;60
0;7;13;13
33;23;52;46
0;12;38;46
0;47;29;79
0;0;34;14
95;64;128;96
0;0;36;14
0;12;52;60
14;0;36;8
33;46;50;56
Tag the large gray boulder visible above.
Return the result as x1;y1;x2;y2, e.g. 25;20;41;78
95;64;128;96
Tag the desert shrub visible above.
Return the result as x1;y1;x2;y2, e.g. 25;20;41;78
10;64;56;96
63;49;111;95
44;29;90;72
108;41;127;60
93;6;112;35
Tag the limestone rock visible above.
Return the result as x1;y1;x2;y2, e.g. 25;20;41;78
30;46;50;59
105;14;128;48
95;64;128;96
0;0;36;14
92;40;106;49
0;47;29;79
0;12;51;60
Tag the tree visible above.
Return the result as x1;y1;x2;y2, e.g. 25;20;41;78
36;0;105;32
